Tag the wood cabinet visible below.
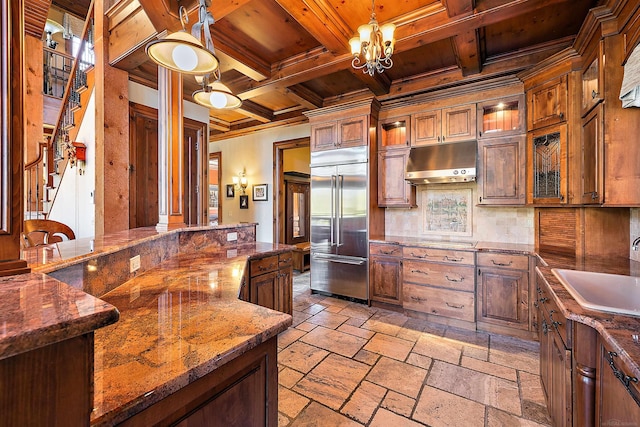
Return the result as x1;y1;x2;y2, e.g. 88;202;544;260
248;252;293;315
579;103;603;204
477;95;525;138
412;104;476;146
379;116;410;150
377;149;416;208
310;114;368;151
527;75;568;130
527;123;568;204
122;337;278;427
581;40;604;117
477;136;526;205
377;116;415;208
476;252;530;335
537;272;573;427
369;243;402;306
402;247;475;326
595;336;640;426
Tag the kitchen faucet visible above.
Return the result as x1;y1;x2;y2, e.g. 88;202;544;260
633;236;640;251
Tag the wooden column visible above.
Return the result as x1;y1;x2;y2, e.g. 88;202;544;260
0;0;29;277
156;67;186;231
94;0;130;235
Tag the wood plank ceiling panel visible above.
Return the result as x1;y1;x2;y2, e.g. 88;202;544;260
25;0;52;38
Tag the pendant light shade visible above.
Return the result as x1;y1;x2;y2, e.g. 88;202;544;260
146;31;219;75
193;80;242;109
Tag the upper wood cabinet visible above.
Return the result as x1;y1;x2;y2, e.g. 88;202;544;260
527;123;568;204
579;103;604;204
310;114;368;151
527;75;568;130
378;116;410;150
477;136;526;205
581;41;604;117
378;149;416;208
477;95;525;139
412;104;476;146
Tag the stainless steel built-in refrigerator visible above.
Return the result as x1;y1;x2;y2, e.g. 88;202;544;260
310;146;369;301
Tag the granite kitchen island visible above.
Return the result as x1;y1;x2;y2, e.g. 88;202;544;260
2;224;292;426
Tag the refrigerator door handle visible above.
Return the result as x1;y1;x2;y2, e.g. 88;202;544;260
336;174;343;247
330;174;336;246
312;253;366;266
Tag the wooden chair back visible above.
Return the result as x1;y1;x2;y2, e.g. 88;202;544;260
23;219;76;247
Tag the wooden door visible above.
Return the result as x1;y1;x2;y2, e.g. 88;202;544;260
579;104;603;204
277;265;293;315
129;104;204;228
338;115;368;148
310;122;337;151
377;149;415;208
442;104;476;143
477;136;525;205
477;267;529;329
527;75;568;130
250;272;278;310
412;110;441;146
369;255;402;305
527;124;568;204
285;181;310;244
129;104;159;228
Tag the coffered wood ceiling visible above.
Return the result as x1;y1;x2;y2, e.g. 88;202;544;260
27;0;602;140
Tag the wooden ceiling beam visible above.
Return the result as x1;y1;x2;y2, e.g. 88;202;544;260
138;0;251;33
232;0;573;99
281;84;324;109
236;100;274;123
274;0;353;54
452;29;482;76
443;0;474;18
348;68;392;96
209;117;231;132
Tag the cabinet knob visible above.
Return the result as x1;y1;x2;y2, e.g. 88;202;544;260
559;112;565;120
479;196;483;203
592;90;599;99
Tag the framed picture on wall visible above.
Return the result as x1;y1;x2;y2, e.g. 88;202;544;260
253;184;268;201
226;184;235;198
239;195;249;209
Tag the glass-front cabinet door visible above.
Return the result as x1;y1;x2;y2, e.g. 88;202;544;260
477;94;525;139
527;124;568;204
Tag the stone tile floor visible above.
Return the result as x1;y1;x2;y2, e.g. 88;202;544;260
277;272;552;426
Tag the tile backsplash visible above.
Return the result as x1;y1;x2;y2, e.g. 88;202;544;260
385;183;534;244
631;208;640;262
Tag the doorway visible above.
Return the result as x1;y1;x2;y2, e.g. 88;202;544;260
273;138;310;244
129;102;206;228
208;152;222;225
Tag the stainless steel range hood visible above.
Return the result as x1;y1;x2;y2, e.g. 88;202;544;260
405;140;477;184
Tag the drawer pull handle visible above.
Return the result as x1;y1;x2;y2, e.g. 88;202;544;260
539;297;548;303
549;311;562;327
410;252;430;259
444;256;463;262
541;319;549;335
491;260;512;267
380;249;395;255
606;351;640;406
445;302;464;309
445;275;463;283
410;296;425;302
258;263;276;272
411;269;429;276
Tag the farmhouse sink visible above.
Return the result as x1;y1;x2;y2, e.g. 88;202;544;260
551;269;640;316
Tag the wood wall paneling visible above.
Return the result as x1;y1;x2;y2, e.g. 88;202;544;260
0;0;29;276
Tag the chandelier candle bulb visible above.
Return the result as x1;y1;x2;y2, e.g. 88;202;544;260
350;0;396;76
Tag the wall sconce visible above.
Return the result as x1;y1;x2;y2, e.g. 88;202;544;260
232;170;248;195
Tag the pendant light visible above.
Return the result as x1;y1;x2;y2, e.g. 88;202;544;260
193;74;242;110
146;0;219;75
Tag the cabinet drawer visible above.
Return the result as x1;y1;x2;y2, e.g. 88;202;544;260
279;251;293;267
370;243;402;257
403;260;475;292
250;255;279;277
404;284;475;322
477;252;529;270
403;246;474;266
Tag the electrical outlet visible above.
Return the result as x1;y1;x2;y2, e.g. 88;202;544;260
227;232;238;242
130;255;141;273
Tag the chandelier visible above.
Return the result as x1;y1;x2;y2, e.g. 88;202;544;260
349;0;396;76
193;74;242;109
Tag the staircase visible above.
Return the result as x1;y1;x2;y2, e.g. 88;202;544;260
24;4;95;220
